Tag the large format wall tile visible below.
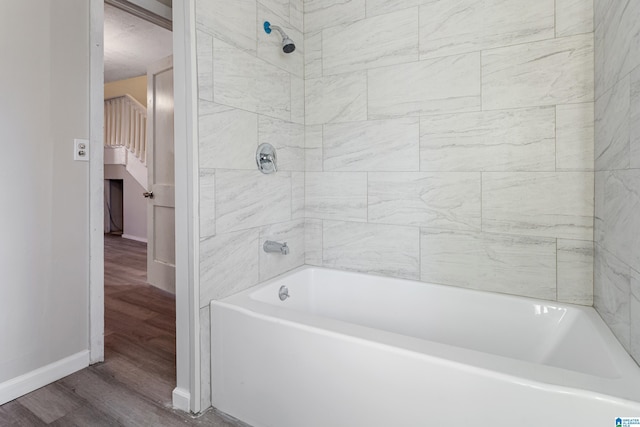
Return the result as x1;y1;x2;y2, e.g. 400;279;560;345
196;30;213;101
368;53;481;118
366;0;421;17
305;172;367;221
482;172;594;240
631;269;640;363
323;118;419;171
594;244;631;351
305;218;323;266
196;0;256;53
258;116;305;171
304;31;322;79
306;72;367;125
259;0;290;22
368;172;481;230
199;170;215;239
482;34;594;110
199;104;258;170
593;0;640;368
556;0;594;37
323;8;418;75
420;229;557;300
420;107;555;171
200;228;259;305
600;170;640;272
595;0;640;98
216;170;291;233
304;0;365;34
290;0;304;31
594;171;606;243
557;239;594;305
595;75;630;171
556;103;595;171
419;0;554;59
292;172;305;219
213;38;290;121
259;219;305;281
631;68;640;168
323;221;420;279
291;76;305;125
305;125;323;171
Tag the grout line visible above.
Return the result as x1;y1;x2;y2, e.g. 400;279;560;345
480;171;483;232
554;0;557;39
556;238;558;301
480;49;484;112
555;105;558;171
320;29;324;77
366;172;369;222
321;219;324;266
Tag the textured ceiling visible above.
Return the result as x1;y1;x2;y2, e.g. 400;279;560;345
104;4;173;83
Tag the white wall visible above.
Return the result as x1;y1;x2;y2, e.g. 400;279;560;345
105;164;148;242
0;0;89;395
594;0;640;363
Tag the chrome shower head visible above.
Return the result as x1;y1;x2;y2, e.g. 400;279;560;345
264;21;296;54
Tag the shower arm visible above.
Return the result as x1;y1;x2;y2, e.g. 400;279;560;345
268;24;288;39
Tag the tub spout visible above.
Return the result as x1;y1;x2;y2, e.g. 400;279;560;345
263;240;289;255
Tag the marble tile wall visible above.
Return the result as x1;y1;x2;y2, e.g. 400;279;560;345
195;0;305;408
304;0;595;306
594;0;640;364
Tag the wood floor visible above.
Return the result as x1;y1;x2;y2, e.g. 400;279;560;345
0;234;241;427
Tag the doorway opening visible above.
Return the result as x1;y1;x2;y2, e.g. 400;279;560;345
102;0;176;408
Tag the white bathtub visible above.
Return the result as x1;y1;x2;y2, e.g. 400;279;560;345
211;267;640;427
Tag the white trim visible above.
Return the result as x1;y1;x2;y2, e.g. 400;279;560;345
89;0;105;365
121;234;148;243
105;0;172;30
172;387;191;412
172;0;200;413
129;0;172;19
0;351;90;405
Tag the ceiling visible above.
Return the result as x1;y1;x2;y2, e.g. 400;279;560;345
104;3;173;83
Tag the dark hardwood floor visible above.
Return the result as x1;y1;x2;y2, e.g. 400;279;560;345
0;234;240;426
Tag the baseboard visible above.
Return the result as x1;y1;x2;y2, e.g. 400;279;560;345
0;350;90;405
172;387;191;412
122;234;148;243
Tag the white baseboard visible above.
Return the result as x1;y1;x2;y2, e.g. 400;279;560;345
122;234;148;243
172;387;191;412
0;350;90;405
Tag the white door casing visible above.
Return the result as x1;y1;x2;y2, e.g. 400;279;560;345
146;55;176;294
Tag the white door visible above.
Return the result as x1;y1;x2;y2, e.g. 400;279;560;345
146;55;175;294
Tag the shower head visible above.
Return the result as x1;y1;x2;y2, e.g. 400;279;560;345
264;21;296;54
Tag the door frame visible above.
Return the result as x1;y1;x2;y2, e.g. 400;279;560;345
88;0;200;413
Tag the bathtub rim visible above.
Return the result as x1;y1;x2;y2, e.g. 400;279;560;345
211;265;640;406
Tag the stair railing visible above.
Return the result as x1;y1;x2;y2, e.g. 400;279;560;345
104;94;147;164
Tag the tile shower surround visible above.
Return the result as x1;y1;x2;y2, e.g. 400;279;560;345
303;0;594;305
593;0;640;365
195;0;600;408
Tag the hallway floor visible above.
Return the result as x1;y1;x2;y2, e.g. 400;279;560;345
0;235;240;426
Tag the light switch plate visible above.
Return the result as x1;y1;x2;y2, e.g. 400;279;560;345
74;138;90;161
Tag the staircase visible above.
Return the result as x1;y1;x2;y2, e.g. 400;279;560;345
104;94;148;189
